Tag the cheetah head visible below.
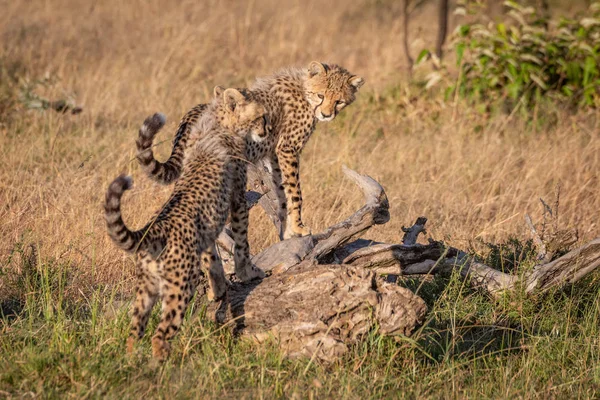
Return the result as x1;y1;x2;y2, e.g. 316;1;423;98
304;61;364;122
215;86;271;143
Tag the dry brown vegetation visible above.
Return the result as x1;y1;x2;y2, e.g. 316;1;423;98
2;0;598;292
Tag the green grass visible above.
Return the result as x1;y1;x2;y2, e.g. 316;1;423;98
2;248;600;399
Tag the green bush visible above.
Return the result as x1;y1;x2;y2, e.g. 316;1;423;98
449;1;600;107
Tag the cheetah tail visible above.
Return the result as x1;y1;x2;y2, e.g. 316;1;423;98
104;174;145;253
135;110;185;184
135;112;181;184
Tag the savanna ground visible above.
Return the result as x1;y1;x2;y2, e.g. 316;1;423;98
1;0;600;398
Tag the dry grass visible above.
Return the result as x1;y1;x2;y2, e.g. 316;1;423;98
1;0;599;397
1;0;598;289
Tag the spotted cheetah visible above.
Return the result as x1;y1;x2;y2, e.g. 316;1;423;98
136;62;364;240
105;88;269;360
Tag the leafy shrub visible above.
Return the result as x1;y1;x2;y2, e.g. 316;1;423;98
446;1;600;107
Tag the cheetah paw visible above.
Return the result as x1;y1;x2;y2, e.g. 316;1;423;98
151;336;171;361
283;223;312;240
206;272;230;301
126;336;136;354
236;264;266;282
206;283;228;302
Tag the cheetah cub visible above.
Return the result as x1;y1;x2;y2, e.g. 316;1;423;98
104;88;269;360
136;62;364;240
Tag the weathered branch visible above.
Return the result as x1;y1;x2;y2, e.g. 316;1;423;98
441;251;518;294
309;166;390;261
249;166;390;275
247;160;283;237
523;190;578;266
323;211;599;297
525;213;549;263
342;217;598;297
402;216;427;245
446;236;600;295
525;238;600;293
336;240;451;274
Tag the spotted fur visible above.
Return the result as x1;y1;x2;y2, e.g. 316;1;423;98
105;89;268;360
136;62;363;240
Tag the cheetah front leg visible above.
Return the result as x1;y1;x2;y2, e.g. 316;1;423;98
276;144;311;239
266;153;288;240
230;162;265;281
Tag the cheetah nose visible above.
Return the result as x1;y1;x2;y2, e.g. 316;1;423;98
321;112;332;119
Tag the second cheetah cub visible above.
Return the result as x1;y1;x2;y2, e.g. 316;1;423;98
104;88;269;360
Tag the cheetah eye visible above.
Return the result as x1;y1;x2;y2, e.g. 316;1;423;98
317;94;324;100
336;100;346;107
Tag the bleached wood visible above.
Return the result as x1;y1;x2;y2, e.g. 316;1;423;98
247;160;284;237
402;216;427;245
525;238;600;293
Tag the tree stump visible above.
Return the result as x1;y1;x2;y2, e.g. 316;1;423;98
212;263;426;361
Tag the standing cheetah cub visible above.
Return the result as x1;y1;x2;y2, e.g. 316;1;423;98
136;62;364;240
105;88;269;360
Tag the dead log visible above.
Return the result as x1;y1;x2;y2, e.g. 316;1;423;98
345;216;599;296
209;166;425;361
208;166;599;361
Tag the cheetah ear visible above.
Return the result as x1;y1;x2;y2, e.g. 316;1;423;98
223;88;245;112
213;85;225;98
308;61;327;77
348;75;364;90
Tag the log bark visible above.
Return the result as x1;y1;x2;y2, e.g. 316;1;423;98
211;263;427;362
